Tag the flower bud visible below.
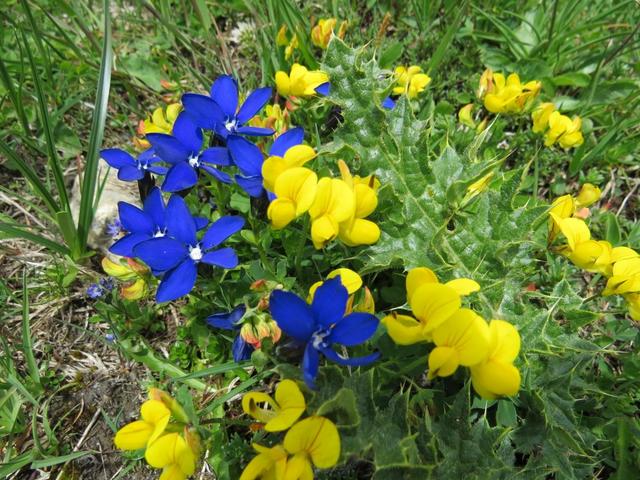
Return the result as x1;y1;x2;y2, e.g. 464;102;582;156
477;69;494;99
148;388;190;424
575;183;601;209
121;278;148;300
458;104;476;128
354;286;376;314
240;317;282;348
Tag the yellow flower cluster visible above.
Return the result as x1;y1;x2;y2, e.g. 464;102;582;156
275;63;329;99
392;65;432;99
240;380;340;479
249;104;291;137
276;25;299;60
102;256;149;300
383;268;521;399
308;268;375;314
311;18;347;49
114;389;199;480
263;144;381;249
134;103;181;150
532;103;584;149
478;69;541;115
549;185;640;319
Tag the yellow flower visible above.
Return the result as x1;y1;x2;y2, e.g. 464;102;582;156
308;177;356;249
267;167;318;229
470;320;521;399
308;268;374;314
531;102;556;133
482;72;540;114
239;444;288;480
458;103;476;128
242;379;306;432
149;388;190;424
603;257;640;296
114;399;170;450
383;267;480;345
336;160;381;247
476;69;493;99
283;416;340;474
544;111;584;149
275;64;329;98
574;183;601;209
145;431;197;480
276;25;289;46
311;18;347;49
276;25;299;60
102;257;149;300
625;293;640;321
466;172;494;200
250;104;290;135
393;65;432;99
427;309;491;379
285;35;299;60
262;144;317;192
121;278;148;300
135;103;182;149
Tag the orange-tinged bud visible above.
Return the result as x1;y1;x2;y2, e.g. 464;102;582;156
354;286;376;314
251;279;268;291
240;318;282;348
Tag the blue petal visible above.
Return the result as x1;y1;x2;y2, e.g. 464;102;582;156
235;126;274;137
181;93;225;130
210;75;239;118
235;175;264;198
138;148;157;162
303;343;320;389
146;133;191;164
118;165;144;181
206;305;246;330
269;290;315;342
200;147;231;166
133;237;187;272
148;165;169;175
143;187;166;232
194;216;209;231
201;165;232;184
311;277;348;328
232;335;254;362
201;247;238;268
320;346;380;367
172;112;203;153
201;216;245;249
269;127;304;157
315;82;330;96
236;87;272;124
109;232;150;257
382;96;396;109
101;149;135;168
156;259;197;302
227;135;263;176
161;162;198;192
118;202;154;234
165;195;197;245
329;312;379;346
214;123;231;139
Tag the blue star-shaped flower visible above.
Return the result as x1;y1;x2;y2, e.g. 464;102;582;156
133;195;244;302
227;127;305;198
182;75;274;139
269;277;380;388
100;148;168;181
109;187;208;258
146;112;232;192
206;305;253;362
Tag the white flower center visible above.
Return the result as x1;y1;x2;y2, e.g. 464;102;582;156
189;244;203;261
225;118;237;131
311;328;331;349
153;228;166;238
188;154;200;168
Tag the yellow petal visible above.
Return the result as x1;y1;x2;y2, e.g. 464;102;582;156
308;281;323;302
552;215;590;251
383;313;428;345
470;360;521;399
410;283;461;333
114;420;153;450
431;308;490;367
284;416;340;469
267;198;296;229
242;391;278;424
284;452;314;480
275;71;291;97
353;183;378;218
121;278;148;300
262;156;288;193
575;183;601;209
610;247;639;263
145;433;186;469
102;257;136;281
266;380;306;432
283;145;316;168
140;399;171;445
166;103;182;123
444;278;480;296
406;267;438;303
311;215;340;249
159;464;187;480
427;346;459;379
338;218;380;246
327;268;363;294
487;320;520;363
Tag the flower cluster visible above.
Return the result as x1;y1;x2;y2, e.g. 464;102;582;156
548;185;640;319
102;256;149;300
276;25;299;60
114;389;199;480
383;267;521;399
240;380;340;479
275;63;329;99
532;102;584;149
134;103;182;150
392;65;432;99
477;69;541;114
311;18;347;49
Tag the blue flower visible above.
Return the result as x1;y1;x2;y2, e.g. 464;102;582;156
146;112;232;192
269;277;380;388
227;127;305;198
382;96;396;109
182;75;274;139
206;305;253;362
86;283;104;299
133;195;244;302
315;82;330;96
107;219;122;238
100;148;168;182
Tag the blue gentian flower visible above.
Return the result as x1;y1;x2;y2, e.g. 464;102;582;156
133;195;244;302
182;75;274;139
206;305;253;362
227;127;305;198
100;148;168;181
269;277;380;388
315;82;330;96
382;96;396;109
146;112;232;192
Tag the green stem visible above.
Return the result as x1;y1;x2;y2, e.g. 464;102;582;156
547;0;559;50
294;217;309;279
249;215;275;276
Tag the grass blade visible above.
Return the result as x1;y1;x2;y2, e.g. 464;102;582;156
21;269;42;392
427;0;469;76
0;222;71;255
76;0;113;255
